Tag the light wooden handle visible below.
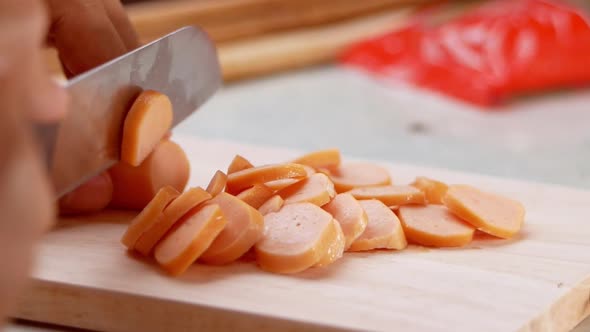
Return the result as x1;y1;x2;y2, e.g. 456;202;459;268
217;8;415;82
127;0;428;43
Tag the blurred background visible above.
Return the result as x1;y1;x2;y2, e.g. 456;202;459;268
45;0;590;192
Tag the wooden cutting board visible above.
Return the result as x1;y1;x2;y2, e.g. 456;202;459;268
14;135;590;332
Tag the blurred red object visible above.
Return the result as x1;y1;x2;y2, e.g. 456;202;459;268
340;0;590;107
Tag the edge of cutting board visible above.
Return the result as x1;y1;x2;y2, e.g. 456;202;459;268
16;279;350;332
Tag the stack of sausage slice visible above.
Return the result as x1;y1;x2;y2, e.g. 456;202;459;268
116;90;526;276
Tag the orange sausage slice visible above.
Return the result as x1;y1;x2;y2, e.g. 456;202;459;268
206;170;227;196
121;90;173;167
347;185;426;207
349;199;407;251
277;173;336;206
315;220;345;267
327;162;392;193
134;187;212;256
442;185;525;239
397;205;475;247
236;184;275;209
227;154;254;174
120;186;179;249
265;165;315;191
199;193;265;265
323;193;368;250
255;203;338;274
110;140;190;210
303;165;319;176
225;163;308;194
154;204;227;276
291;148;341;170
410;176;448;204
258;195;284;215
264;178;300;192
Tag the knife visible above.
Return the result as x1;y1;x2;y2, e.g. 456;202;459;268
37;26;222;199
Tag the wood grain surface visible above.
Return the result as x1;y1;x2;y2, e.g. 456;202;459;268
126;0;429;43
14;135;590;332
217;8;413;81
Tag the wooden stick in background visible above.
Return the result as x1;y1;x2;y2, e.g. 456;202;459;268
218;8;415;82
125;0;476;82
127;0;429;43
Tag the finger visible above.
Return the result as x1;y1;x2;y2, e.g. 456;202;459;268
46;0;127;76
0;0;56;230
0;0;58;321
0;0;67;122
58;172;114;215
103;0;140;49
27;53;69;123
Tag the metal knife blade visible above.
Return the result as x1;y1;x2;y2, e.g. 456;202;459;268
37;26;222;199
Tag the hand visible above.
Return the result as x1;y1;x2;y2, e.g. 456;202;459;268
0;0;64;325
0;0;139;325
45;0;140;214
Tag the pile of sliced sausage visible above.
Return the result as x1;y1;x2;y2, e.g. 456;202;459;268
117;90;526;276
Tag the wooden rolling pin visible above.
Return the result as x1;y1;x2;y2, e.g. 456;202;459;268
218;8;415;82
127;0;430;43
137;0;475;82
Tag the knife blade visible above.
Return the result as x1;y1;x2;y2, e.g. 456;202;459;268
37;26;222;199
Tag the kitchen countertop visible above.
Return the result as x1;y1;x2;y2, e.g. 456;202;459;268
177;65;590;190
8;64;590;331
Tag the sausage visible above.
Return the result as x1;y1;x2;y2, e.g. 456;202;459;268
227;155;254;174
109;140;190;210
410;176;448;204
326;162;391;193
315;220;345;267
134;187;212;256
199;192;265;265
154;204;227;276
397;205;475;247
206;170;227;197
291;148;341;170
349;199;407;251
347;185;426;207
277;173;336;206
121;90;173;167
265;165;315;191
225;163;308;194
236;184;275;209
120;186;179;249
442;185;525;239
323;193;368;250
255;203;339;274
258;195;285;215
